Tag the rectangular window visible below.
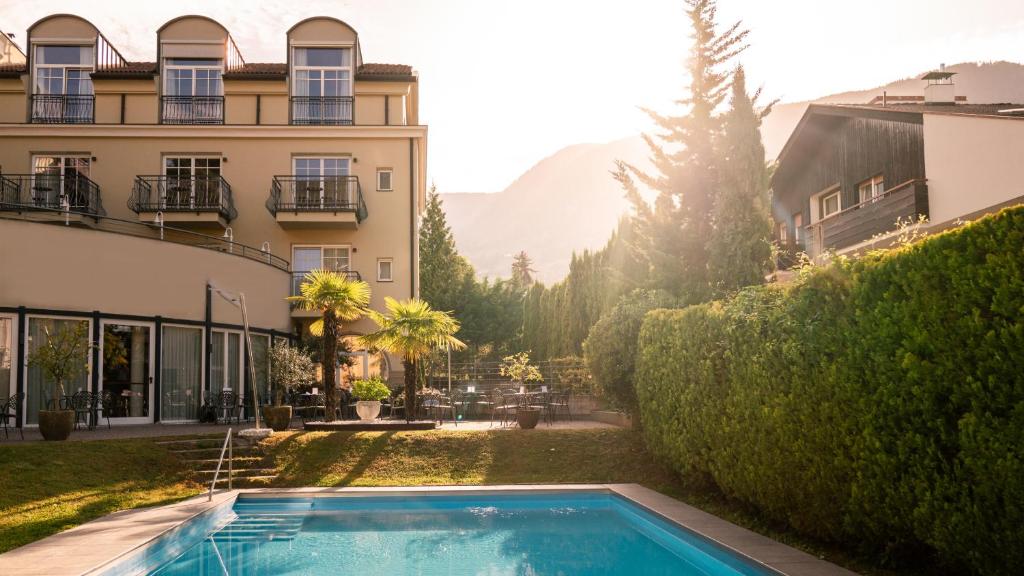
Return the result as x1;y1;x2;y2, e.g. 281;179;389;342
821;191;841;218
292;47;353;124
163;156;222;209
162;58;224;124
778;222;788;244
793;213;803;245
26;317;91;425
377;168;393;192
161;325;202;422
292;157;351;207
31;155;91;209
377;258;393;282
33;45;94;94
857;175;885;204
292;245;352;295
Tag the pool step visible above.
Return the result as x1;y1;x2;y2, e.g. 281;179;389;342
209;515;304;542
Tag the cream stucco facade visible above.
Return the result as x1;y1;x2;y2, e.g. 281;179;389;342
0;14;426;425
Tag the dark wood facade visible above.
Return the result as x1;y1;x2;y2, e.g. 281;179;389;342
771;105;928;253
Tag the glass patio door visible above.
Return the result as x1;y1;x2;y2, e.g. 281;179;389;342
160;325;202;422
210;330;242;395
0;316;13;401
32;155;90;209
25;317;91;425
100;321;153;424
163;157;221;209
294;157;349;207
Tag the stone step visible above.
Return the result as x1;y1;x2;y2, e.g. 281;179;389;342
183;456;264;466
209;475;278;485
168;446;256;455
193;468;278;477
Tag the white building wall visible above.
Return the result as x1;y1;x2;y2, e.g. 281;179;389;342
923;114;1024;225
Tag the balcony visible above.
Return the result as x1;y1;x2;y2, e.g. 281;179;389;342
161;96;225;125
806;179;928;257
30;94;95;124
0;173;106;220
265;175;366;229
291;96;354;125
128;175;237;227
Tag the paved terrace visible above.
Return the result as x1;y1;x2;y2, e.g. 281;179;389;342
2;419;618;443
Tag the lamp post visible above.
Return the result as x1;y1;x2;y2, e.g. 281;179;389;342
210;284;261;431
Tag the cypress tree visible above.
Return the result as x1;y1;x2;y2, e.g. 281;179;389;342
418;186;474;314
708;65;775;292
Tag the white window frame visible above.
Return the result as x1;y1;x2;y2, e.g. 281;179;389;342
160;323;206;423
292;244;353;273
210;329;245;396
793;212;803;245
376;168;393;192
292;156;351;206
0;313;17;404
778;222;788;244
291;45;354;98
857;175;885;205
98;319;156;425
162;58;224;97
23;314;93;427
32;44;95;96
31;154;91;204
821;190;842;219
377;258;394;282
162;155;222;208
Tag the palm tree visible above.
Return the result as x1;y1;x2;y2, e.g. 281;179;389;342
287;269;371;421
359;297;465;422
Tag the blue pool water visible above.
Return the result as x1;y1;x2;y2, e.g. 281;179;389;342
133;493;774;575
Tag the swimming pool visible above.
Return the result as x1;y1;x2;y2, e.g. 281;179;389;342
100;491;778;576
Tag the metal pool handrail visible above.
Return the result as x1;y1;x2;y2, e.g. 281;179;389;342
208;428;233;501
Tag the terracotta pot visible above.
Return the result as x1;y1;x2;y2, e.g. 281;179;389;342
262;405;292;432
517;408;541;430
39;410;75;441
356;400;381;422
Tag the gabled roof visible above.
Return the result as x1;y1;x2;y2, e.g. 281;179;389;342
0;62;26;78
222;62;415;82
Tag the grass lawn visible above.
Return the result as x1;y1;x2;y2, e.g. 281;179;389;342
0;428;934;575
0;439;201;554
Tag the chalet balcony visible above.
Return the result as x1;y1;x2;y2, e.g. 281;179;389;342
30;94;95;124
291;96;354;125
0;173;106;220
161;96;225;125
806;179;929;256
265;175;366;229
128;175;237;227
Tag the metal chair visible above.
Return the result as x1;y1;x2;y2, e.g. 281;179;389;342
69;391;94;430
96;390;113;429
1;393;23;440
548;390;572;422
217;391;241;424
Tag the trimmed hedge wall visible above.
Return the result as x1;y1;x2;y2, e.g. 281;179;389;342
635;206;1024;575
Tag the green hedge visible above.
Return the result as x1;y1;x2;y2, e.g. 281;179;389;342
636;206;1024;575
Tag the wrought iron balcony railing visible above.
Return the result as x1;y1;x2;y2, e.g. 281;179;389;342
0;173;106;216
30;94;95;124
161;96;225;125
129;175;238;222
265;175;367;222
291;270;362;301
291;96;354;125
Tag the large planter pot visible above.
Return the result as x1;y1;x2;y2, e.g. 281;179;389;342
356;400;382;422
263;405;293;432
517;408;541;430
39;410;75;441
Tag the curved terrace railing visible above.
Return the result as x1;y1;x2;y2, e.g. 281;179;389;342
129;175;238;222
0;202;288;271
0;173;106;216
266;175;367;222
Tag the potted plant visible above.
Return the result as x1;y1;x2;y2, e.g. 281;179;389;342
500;352;544;429
264;343;315;431
28;322;92;441
352;377;391;421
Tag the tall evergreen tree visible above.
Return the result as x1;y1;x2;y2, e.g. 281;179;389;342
616;0;748;303
510;251;537;288
708;65;775;292
419;186;474;314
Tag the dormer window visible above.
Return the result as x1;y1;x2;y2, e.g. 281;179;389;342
292;47;353;125
162;58;224;124
31;45;94;123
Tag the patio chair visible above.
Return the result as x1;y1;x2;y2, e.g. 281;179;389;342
217;391;241;424
96;390;113;429
548;390;572;422
432;393;457;425
387;394;405;420
2;393;23;440
69;391;93;430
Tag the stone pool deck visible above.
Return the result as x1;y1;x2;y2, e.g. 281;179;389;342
0;484;860;576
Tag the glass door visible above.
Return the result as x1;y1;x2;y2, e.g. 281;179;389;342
32;155;90;209
100;321;154;424
0;315;14;401
294;157;349;208
25;317;91;425
163;157;221;209
160;325;202;422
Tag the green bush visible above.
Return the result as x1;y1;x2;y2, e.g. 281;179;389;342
635;206;1024;575
352;377;392;402
583;289;676;413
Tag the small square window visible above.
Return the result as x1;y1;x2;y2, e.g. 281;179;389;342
377;169;393;192
821;191;841;218
377;258;393;282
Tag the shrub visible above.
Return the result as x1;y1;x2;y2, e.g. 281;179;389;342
352;377;392;402
635;206;1024;575
584;289;676;413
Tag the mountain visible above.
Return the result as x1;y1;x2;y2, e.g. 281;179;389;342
442;61;1024;282
440;137;650;282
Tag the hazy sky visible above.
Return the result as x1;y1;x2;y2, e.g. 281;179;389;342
2;0;1022;192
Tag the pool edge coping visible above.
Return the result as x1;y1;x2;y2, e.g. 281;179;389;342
2;484;860;576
